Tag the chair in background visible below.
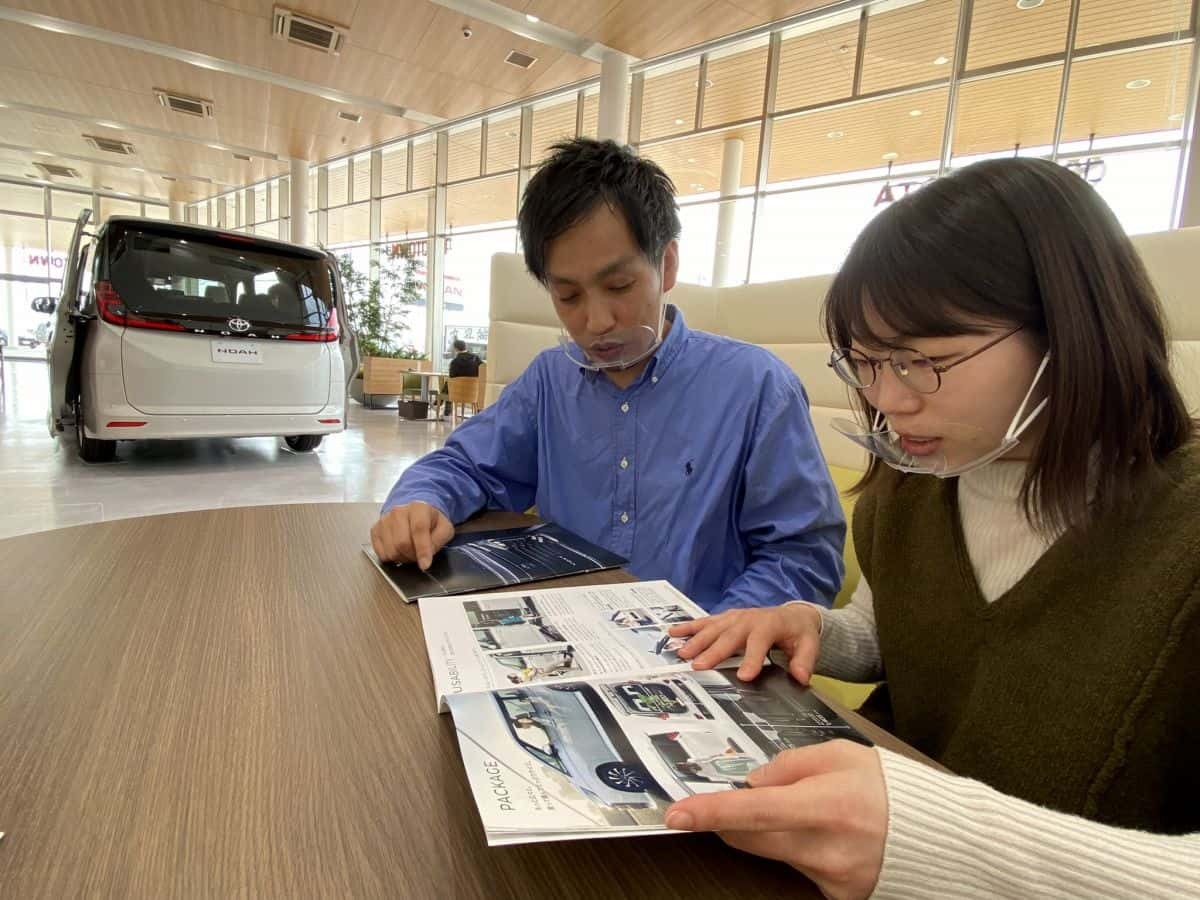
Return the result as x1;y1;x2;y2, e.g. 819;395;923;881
475;363;487;409
447;376;480;425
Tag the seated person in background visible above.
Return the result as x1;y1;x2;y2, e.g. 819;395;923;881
440;338;483;412
664;157;1200;898
371;138;845;613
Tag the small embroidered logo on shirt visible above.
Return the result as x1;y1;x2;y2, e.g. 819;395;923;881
685;460;694;476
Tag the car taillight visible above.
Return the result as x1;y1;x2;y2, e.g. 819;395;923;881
285;306;338;342
95;281;185;332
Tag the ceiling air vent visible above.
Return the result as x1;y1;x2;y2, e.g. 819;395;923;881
504;49;538;70
33;162;81;179
162;175;177;182
337;110;363;123
273;6;347;55
233;153;252;161
83;134;136;155
154;88;215;119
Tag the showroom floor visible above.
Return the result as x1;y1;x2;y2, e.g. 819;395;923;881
0;358;454;541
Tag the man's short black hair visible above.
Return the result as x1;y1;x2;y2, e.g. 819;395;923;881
452;338;467;352
518;138;681;285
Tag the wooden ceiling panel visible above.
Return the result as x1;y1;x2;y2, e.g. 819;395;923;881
1061;43;1192;142
1076;0;1193;49
592;0;761;59
640;124;762;197
967;0;1070;71
859;0;958;94
774;19;859;112
446;174;519;230
641;61;702;142
952;65;1064;157
703;42;770;127
493;0;618;37
769;87;949;182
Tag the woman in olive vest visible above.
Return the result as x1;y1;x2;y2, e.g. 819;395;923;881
664;157;1200;898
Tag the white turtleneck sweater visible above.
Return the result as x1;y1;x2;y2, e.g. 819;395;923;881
810;461;1200;899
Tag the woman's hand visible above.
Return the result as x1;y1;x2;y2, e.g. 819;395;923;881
669;602;824;683
665;740;888;900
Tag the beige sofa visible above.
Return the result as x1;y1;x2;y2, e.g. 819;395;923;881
484;230;1200;703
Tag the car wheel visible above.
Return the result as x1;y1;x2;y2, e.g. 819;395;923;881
594;762;658;794
75;395;117;463
285;434;323;452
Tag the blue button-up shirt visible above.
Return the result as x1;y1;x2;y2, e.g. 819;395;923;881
383;307;845;612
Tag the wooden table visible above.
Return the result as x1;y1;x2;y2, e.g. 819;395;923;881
0;504;924;899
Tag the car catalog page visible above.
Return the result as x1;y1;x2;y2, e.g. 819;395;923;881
445;666;871;845
420;581;706;710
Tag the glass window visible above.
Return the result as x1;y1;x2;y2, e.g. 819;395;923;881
967;0;1069;71
99;196;142;221
775;15;860;112
448;123;483;182
446;175;518;231
143;204;170;221
0;212;49;251
486;112;521;174
580;87;600;139
411;138;436;190
381;192;431;241
640;125;761;199
1076;0;1192;50
256;183;270;223
530;96;578;167
441;228;516;360
382;144;409;195
352;153;371;203
52;190;93;220
859;0;959;94
0;183;45;215
327;201;370;246
702;39;769;127
676;198;753;286
751;181;896;281
327;162;349;207
1081;146;1181;235
952;66;1063;160
277;178;290;219
381;240;429;352
769;87;948;183
1061;43;1192;145
640;59;699;141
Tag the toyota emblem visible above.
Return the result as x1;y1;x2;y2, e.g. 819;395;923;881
228;317;251;333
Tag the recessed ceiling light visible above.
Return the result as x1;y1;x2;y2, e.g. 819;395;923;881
1016;0;1044;8
934;55;950;66
131;167;145;173
686;157;697;163
674;118;685;125
909;109;923;117
525;13;539;22
96;120;122;129
838;44;850;54
1126;78;1152;90
693;78;714;88
827;130;844;139
207;143;227;151
882;152;899;160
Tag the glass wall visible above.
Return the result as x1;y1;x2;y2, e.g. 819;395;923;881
186;0;1199;356
0;181;168;360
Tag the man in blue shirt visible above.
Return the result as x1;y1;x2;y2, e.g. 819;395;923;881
371;139;844;612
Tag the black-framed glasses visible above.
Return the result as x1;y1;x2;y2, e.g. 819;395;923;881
828;326;1024;395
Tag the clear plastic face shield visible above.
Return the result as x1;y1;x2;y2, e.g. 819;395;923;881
558;262;668;372
831;348;1051;479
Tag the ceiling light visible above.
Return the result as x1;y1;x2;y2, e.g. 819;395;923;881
1126;78;1152;90
882;151;899;160
693;78;714;88
96;120;122;129
207;143;227;151
674;118;685;125
525;13;539;22
933;55;950;66
686;157;697;163
131;167;145;173
838;44;850;54
827;130;844;139
34;150;54;157
909;109;922;117
1016;0;1044;8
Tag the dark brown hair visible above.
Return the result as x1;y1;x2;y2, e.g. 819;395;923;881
824;157;1193;534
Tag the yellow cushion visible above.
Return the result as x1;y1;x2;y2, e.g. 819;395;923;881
814;463;879;711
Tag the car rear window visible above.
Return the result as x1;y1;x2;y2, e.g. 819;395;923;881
104;224;335;331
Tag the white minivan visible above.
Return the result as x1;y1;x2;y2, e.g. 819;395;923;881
46;211;359;462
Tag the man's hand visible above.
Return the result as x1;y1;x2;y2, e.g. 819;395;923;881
664;741;888;900
669;602;823;683
370;501;455;569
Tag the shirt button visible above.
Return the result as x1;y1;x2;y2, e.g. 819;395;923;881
620;457;629;470
620;402;630;413
651;376;658;384
620;512;630;524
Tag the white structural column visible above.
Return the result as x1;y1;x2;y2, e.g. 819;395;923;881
168;200;185;223
597;52;630;144
290;157;310;245
712;137;744;287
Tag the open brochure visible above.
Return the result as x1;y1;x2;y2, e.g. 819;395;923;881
363;522;627;603
419;581;870;846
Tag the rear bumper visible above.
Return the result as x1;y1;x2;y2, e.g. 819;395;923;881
84;406;347;441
